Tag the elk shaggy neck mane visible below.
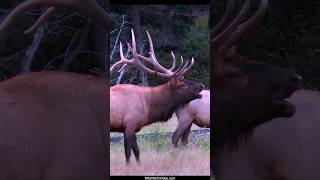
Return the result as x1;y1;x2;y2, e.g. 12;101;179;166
147;83;189;123
213;101;268;150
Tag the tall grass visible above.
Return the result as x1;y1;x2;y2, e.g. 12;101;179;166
110;144;210;176
110;115;210;175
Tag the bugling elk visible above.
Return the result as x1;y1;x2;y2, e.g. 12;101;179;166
110;29;204;164
0;0;111;179
172;89;210;148
211;0;303;178
212;1;320;180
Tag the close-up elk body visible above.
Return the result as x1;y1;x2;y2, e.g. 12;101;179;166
211;0;303;178
0;0;110;179
212;1;320;180
172;89;210;147
110;30;204;164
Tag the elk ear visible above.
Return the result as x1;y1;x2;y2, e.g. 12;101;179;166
170;76;186;87
224;66;248;88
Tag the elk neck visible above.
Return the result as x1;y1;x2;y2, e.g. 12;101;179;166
213;97;262;151
146;83;188;123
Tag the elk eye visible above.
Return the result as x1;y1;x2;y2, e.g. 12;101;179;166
225;67;248;87
182;84;189;89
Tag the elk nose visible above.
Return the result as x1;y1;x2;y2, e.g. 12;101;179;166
290;74;303;88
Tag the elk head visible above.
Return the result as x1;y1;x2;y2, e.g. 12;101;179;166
212;0;303;145
110;29;204;103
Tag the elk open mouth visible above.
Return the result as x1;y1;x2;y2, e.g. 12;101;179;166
196;93;202;99
272;91;297;117
272;99;295;117
195;90;203;99
195;84;204;99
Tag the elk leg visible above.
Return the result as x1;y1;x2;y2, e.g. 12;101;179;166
131;134;140;163
124;130;135;165
172;117;193;148
181;123;192;145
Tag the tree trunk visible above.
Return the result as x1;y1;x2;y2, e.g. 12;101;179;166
88;0;108;72
130;5;148;86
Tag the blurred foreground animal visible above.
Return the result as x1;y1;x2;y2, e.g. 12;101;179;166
211;0;303;178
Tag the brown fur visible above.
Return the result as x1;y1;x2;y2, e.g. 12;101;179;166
215;90;320;180
0;71;108;180
211;0;303;176
172;90;210;147
110;78;203;164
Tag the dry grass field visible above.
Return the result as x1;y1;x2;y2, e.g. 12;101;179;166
110;114;210;176
110;144;210;176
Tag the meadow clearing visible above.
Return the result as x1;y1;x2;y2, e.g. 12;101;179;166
110;114;210;176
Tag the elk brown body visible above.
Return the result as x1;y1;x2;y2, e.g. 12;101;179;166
110;30;204;164
172;90;210;147
211;0;303;177
0;0;110;179
215;90;320;180
0;72;108;180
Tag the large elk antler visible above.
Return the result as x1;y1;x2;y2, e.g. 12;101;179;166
110;29;194;79
212;0;268;58
0;0;109;35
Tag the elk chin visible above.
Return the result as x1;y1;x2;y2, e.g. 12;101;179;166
195;93;202;99
272;99;296;117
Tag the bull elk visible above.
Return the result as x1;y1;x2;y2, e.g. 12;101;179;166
172;89;210;147
0;0;110;179
211;0;303;178
216;91;320;180
110;30;204;164
212;1;320;180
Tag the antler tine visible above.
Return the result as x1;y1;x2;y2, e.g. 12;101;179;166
111;30;174;78
145;30;175;74
180;57;194;76
0;0;109;34
0;0;41;33
211;0;235;38
130;29;156;73
110;42;129;72
169;51;176;71
220;0;269;52
213;0;251;51
176;57;195;78
176;59;189;75
110;41;158;75
24;7;57;37
173;56;185;74
112;30;194;79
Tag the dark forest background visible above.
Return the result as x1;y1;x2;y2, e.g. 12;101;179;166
110;5;210;87
0;0;108;80
212;0;320;90
1;1;319;89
